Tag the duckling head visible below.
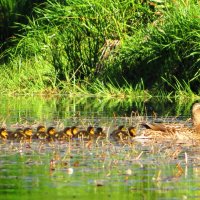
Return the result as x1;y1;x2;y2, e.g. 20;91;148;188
71;126;79;136
63;127;73;137
87;126;95;135
24;128;33;136
37;125;46;133
118;125;126;131
128;126;136;137
96;127;103;134
0;128;8;139
47;127;56;135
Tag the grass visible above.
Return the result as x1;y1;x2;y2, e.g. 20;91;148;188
0;0;200;99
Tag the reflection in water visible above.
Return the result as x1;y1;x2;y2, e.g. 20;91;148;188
0;95;194;124
0;95;199;200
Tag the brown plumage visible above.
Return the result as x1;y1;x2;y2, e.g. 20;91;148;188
140;102;200;141
46;127;57;141
7;127;32;141
32;125;47;140
23;127;33;139
94;127;107;139
55;127;73;140
71;126;79;138
110;125;129;140
8;128;24;140
128;126;137;137
76;126;95;139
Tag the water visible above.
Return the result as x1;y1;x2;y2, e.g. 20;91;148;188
0;96;199;200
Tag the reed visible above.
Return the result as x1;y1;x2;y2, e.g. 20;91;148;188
0;0;199;98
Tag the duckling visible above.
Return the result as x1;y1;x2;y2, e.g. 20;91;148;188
32;125;47;140
0;128;8;140
23;127;33;140
46;127;57;141
71;126;79;138
8;128;24;141
76;126;95;139
55;127;73;141
140;102;200;141
63;127;73;139
94;127;107;139
128;126;137;137
110;125;129;140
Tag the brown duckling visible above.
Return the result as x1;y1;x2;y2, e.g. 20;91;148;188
7;127;32;142
76;126;95;139
32;125;47;140
110;125;129;140
0;128;8;140
71;126;79;138
140;102;200;141
110;125;136;140
46;127;57;141
55;127;73;141
128;126;137;137
62;127;73;139
8;128;24;141
94;127;107;139
23;127;33;139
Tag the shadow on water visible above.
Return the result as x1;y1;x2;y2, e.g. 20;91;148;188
0;95;200;200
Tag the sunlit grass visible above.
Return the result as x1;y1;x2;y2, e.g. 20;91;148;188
162;76;200;101
0;0;200;99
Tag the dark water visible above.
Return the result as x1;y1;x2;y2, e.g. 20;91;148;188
0;96;199;200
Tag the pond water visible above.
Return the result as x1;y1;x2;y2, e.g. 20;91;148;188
0;96;199;200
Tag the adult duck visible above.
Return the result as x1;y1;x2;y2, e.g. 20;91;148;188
140;102;200;142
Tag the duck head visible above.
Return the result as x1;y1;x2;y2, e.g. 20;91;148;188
63;127;73;137
87;126;95;135
24;128;33;137
37;125;46;133
47;127;56;135
192;103;200;133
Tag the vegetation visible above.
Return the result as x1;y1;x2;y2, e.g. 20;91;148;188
0;0;200;99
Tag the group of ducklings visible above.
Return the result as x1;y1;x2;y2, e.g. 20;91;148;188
0;125;137;142
1;102;200;143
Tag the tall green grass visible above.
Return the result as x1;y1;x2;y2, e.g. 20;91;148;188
0;0;46;55
114;0;200;94
0;0;200;99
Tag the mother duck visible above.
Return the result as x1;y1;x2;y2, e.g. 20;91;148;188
140;102;200;142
